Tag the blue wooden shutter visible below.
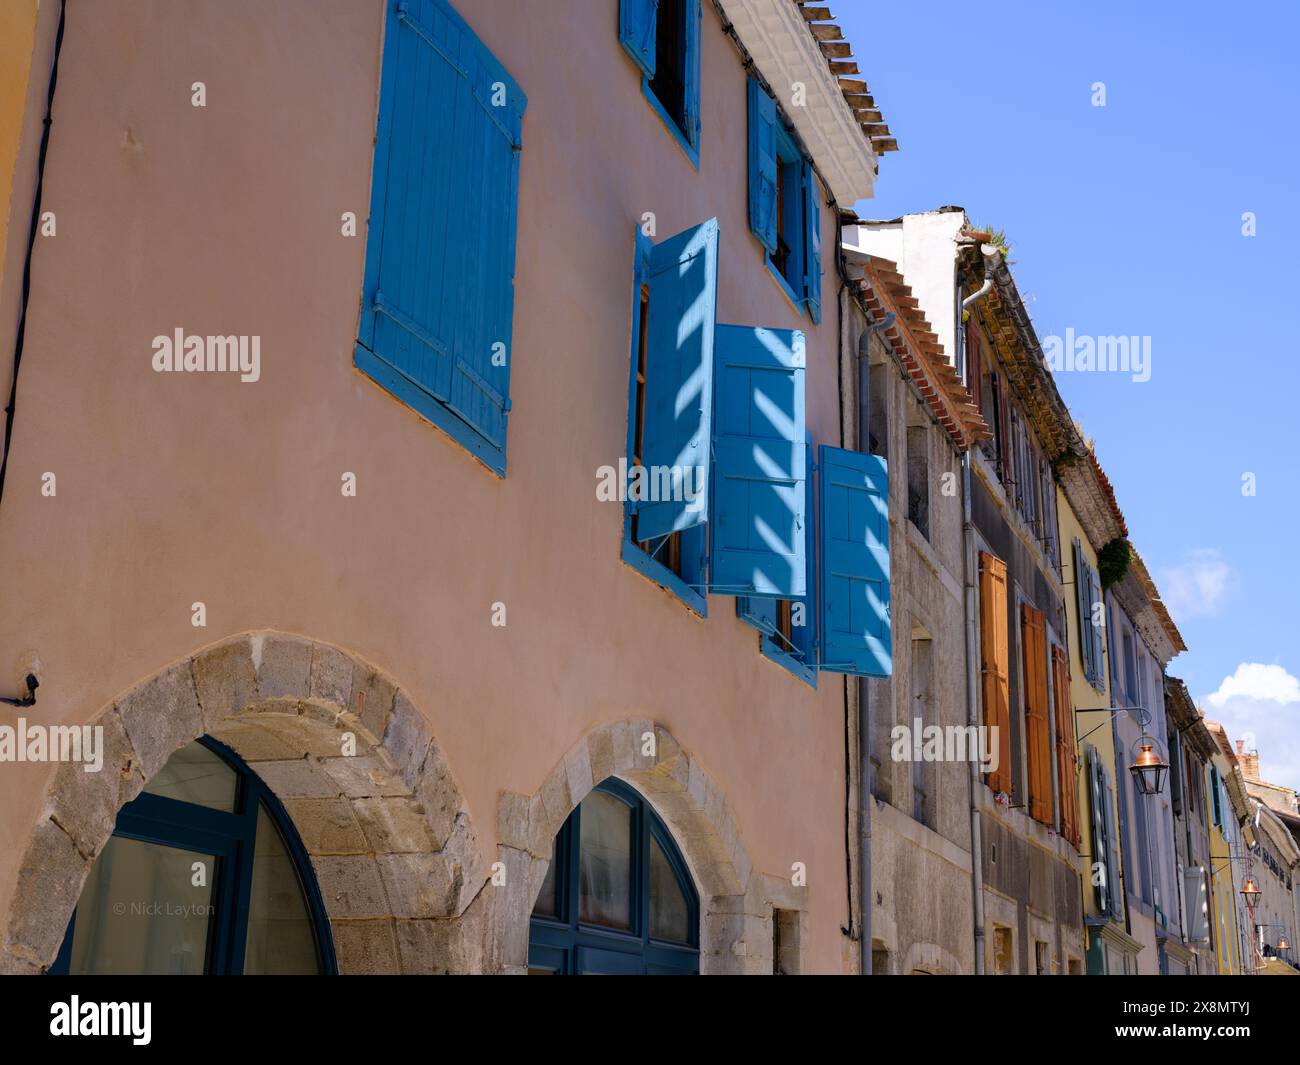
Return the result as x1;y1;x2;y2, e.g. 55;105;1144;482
619;0;658;77
790;439;818;661
736;595;778;636
682;0;702;148
1074;541;1092;684
357;0;526;473
802;161;823;324
635;219;719;541
708;325;806;597
817;445;891;676
1089;566;1106;689
1087;744;1112;915
747;79;778;255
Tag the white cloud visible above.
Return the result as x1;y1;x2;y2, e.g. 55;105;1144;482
1201;663;1300;792
1159;549;1233;622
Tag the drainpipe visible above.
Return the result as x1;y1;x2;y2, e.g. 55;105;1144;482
855;310;894;975
959;245;999;973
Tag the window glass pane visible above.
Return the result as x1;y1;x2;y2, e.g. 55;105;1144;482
68;835;216;974
532;837;558;918
243;804;321;974
649;832;691;943
578;791;632;929
142;741;238;812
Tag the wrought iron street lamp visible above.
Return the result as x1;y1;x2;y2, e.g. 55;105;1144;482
1130;741;1168;796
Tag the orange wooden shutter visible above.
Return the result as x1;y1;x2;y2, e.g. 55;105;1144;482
1052;644;1081;847
1021;603;1052;825
979;552;1011;796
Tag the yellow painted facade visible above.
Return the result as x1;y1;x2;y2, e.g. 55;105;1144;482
1206;750;1243;974
0;0;39;294
1057;487;1118;925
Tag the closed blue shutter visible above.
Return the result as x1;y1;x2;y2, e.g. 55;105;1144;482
619;0;658;77
357;0;525;474
1075;542;1095;685
1102;763;1123;918
1087;745;1112;915
817;445;891;676
708;325;806;597
747;79;778;255
1089;567;1106;689
802;161;822;324
635;219;719;541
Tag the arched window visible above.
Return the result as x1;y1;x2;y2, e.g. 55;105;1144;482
50;737;336;975
528;778;699;974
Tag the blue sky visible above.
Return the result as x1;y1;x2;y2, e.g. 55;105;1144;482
837;0;1300;786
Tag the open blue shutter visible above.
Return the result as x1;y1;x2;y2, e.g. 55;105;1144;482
802;161;823;324
708;326;806;597
817;445;890;676
619;0;658;77
747;80;778;255
736;595;778;636
792;439;817;660
683;0;702;148
1074;542;1091;684
1087;745;1110;915
358;0;525;472
635;219;719;541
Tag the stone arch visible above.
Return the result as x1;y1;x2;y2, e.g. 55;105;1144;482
495;720;805;975
1;632;481;975
901;940;963;976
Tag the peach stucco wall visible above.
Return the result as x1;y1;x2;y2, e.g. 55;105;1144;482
0;0;854;970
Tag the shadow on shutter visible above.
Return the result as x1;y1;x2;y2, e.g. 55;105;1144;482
708;326;806;597
817;446;890;677
636;219;719;541
1022;604;1052;826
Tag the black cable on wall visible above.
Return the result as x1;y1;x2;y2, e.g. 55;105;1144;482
0;0;67;509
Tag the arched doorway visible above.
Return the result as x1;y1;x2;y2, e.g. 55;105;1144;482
49;737;335;974
527;778;699;974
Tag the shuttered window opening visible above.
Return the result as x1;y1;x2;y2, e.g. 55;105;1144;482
746;79;824;323
736;436;818;687
1022;603;1053;826
979;552;1011;796
1052;644;1081;848
620;221;719;612
1072;539;1107;691
357;0;526;476
1086;743;1122;918
620;0;702;166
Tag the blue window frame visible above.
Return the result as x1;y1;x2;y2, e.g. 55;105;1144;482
528;778;700;975
746;78;823;322
620;0;702;167
49;737;336;975
356;0;527;476
621;221;719;614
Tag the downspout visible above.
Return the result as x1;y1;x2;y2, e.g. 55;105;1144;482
960;245;999;973
855;308;895;975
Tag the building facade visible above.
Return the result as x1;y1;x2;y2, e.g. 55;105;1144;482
0;0;899;975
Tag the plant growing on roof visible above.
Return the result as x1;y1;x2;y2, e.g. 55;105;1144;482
1097;537;1132;591
971;224;1014;265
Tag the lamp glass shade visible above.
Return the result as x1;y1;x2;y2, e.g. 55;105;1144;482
1241;877;1262;900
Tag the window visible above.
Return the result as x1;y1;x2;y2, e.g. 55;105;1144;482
355;0;526;476
736;433;817;686
906;423;929;539
1052;644;1082;848
772;908;801;975
910;633;934;826
993;926;1014;974
619;0;701;165
51;739;334;975
1022;603;1052;826
1035;940;1051;975
620;221;719;612
747;79;823;322
1073;540;1106;691
1086;744;1122;918
528;779;699;975
867;361;889;457
979;552;1012;796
